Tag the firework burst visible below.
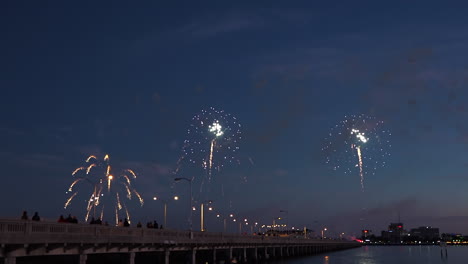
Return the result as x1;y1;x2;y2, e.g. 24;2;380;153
322;114;391;191
64;154;144;225
174;107;242;201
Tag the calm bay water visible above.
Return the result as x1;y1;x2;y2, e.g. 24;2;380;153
261;246;466;264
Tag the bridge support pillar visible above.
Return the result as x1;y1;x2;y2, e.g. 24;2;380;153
242;247;247;262
229;247;233;261
79;254;87;264
5;257;16;264
212;248;216;263
191;248;196;264
128;252;135;264
253;247;258;260
164;249;170;264
279;246;283;257
272;247;276;258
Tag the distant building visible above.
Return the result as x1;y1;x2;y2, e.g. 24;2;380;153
409;227;439;241
361;229;372;239
382;223;406;244
441;233;465;243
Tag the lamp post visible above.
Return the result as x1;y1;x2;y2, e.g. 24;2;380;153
200;200;213;231
216;214;228;233
280;210;288;230
322;228;327;239
153;196;178;228
174;177;193;231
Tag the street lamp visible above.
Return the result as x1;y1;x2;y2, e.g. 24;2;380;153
322;228;327;239
174;177;193;231
280;210;288;231
153;195;178;228
200;200;213;232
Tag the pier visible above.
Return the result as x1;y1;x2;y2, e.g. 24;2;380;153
0;219;359;263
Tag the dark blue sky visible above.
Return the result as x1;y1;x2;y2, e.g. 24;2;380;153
2;1;468;236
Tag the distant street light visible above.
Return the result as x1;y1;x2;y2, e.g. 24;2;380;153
152;196;178;228
174;177;193;231
280;210;289;230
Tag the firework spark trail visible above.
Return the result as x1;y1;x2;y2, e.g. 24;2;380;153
72;167;84;176
124;184;132;199
86;155;97;162
86;164;96;174
115;207;118;226
356;146;364;191
64;192;78;208
107;174;113;191
116;193;122;210
68;179;82;191
100;206;104;222
85;196;93;222
208;139;215;178
133;190;144;206
124;205;130;223
126;169;137;178
123;175;131;185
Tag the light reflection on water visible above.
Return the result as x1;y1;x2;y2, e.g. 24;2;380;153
259;246;467;264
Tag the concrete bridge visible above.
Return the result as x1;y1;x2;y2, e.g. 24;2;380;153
0;219;360;264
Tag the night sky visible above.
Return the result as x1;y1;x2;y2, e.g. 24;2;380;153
2;1;468;237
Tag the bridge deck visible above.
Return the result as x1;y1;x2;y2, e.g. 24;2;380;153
0;219;360;262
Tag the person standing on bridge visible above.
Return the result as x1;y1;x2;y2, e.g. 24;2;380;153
123;218;130;227
57;215;66;223
32;212;40;221
21;211;28;220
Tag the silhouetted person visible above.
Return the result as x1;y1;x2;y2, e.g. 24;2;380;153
153;220;159;229
57;215;66;223
137;222;142;228
21;211;28;220
72;216;78;224
32;212;40;221
95;218;102;225
123;218;130;227
66;214;73;223
160;224;163;229
147;222;153;228
90;217;96;224
118;219;124;227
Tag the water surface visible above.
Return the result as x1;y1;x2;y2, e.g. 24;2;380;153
261;246;463;264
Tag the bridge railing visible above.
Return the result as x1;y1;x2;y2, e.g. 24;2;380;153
0;219;352;246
